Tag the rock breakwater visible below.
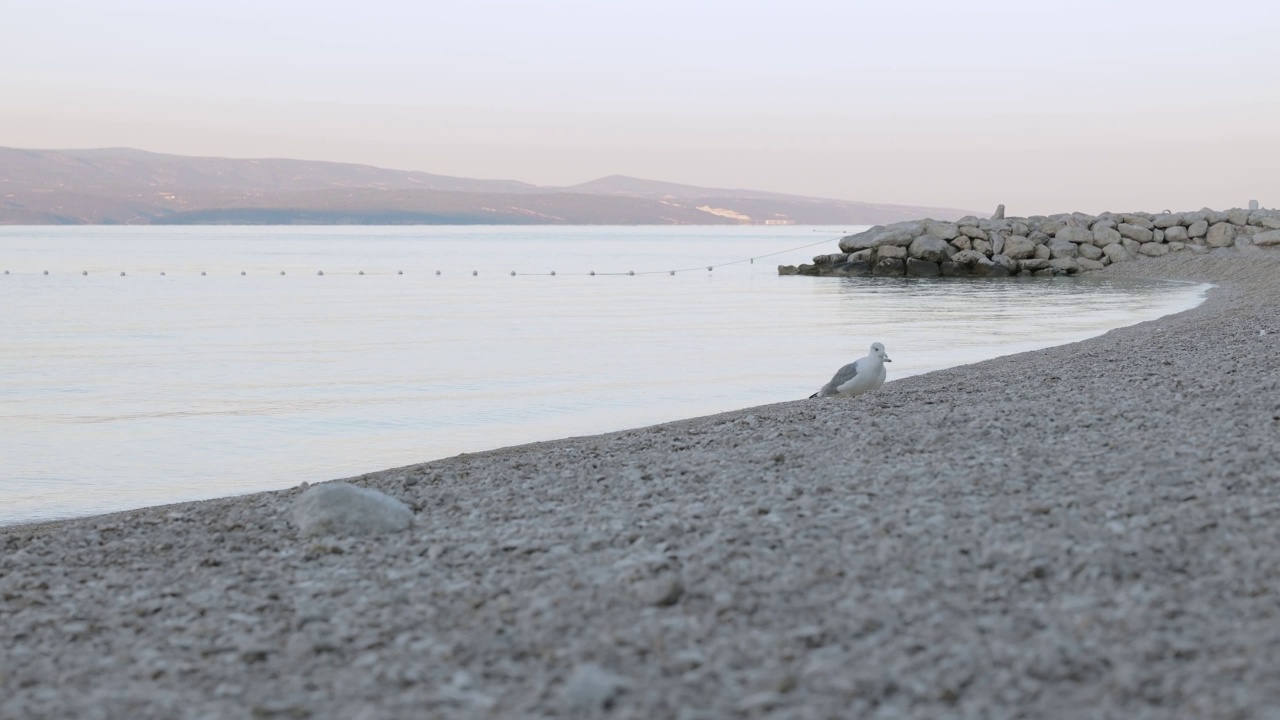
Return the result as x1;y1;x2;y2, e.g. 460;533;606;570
780;206;1280;278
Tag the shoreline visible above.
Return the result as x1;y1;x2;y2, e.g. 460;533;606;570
3;247;1279;717
0;273;1212;534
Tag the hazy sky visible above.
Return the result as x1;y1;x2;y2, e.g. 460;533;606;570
3;0;1279;214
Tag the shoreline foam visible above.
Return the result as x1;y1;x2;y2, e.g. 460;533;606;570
3;248;1279;717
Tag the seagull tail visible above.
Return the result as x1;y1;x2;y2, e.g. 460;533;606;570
808;391;819;399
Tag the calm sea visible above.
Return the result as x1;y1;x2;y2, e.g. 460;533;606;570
0;225;1208;525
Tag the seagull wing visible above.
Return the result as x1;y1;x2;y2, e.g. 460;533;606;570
813;359;861;397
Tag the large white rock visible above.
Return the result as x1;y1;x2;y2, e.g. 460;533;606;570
1206;222;1237;248
1102;243;1132;263
907;235;953;262
958;225;988;240
1055;226;1092;245
1049;257;1079;273
1254;229;1280;247
838;223;923;252
1187;220;1209;238
1078;243;1104;261
925;221;960;240
1163;225;1189;242
1227;208;1250;226
1077;257;1106;271
950;249;989;265
1093;227;1122;246
1152;213;1183;229
1139;242;1170;257
292;482;414;538
1118;223;1155;243
1048;241;1078;259
1259;216;1280;230
1002;236;1036;260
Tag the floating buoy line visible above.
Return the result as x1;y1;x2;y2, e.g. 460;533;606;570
0;236;840;280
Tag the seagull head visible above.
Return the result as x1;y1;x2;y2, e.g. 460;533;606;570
870;342;891;362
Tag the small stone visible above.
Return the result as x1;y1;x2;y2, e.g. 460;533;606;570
639;573;685;606
1139;242;1170;257
291;483;413;538
562;664;628;712
1187;220;1209;238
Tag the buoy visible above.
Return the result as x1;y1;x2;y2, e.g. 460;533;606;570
589;271;595;276
510;271;516;276
435;270;441;276
359;270;364;275
670;270;675;275
550;270;556;276
707;266;713;271
241;271;246;276
161;272;166;276
472;270;478;276
317;271;324;276
397;270;403;275
120;271;126;276
43;270;49;275
280;271;286;275
201;271;206;276
628;270;635;276
83;271;88;276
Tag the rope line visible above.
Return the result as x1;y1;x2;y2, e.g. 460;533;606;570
1;235;841;278
510;236;838;276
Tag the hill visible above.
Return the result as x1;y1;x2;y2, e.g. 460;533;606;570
0;147;974;225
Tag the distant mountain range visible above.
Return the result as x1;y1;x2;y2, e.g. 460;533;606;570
0;147;974;225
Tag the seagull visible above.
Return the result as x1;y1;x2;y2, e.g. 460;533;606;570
810;342;892;399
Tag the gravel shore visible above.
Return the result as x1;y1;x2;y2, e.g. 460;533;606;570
3;249;1279;719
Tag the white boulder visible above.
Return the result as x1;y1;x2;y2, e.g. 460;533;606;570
1253;229;1280;247
292;483;414;538
1206;222;1237;248
1118;223;1155;243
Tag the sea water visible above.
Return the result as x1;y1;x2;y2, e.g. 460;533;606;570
0;225;1208;525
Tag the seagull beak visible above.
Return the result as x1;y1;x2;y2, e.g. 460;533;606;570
883;355;892;362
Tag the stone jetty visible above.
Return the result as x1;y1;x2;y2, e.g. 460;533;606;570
780;206;1280;278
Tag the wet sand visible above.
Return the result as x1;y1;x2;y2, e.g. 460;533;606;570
3;248;1279;719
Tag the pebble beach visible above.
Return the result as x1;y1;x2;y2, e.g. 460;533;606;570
3;246;1279;719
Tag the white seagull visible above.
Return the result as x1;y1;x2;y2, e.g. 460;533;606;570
810;342;892;399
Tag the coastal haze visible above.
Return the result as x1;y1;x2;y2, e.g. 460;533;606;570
3;1;1277;214
0;147;972;225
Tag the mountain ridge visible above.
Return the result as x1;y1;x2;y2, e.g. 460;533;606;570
0;147;977;225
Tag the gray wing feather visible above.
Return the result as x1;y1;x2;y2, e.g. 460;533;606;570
816;360;860;396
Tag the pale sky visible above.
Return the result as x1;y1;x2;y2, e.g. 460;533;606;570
3;0;1278;214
